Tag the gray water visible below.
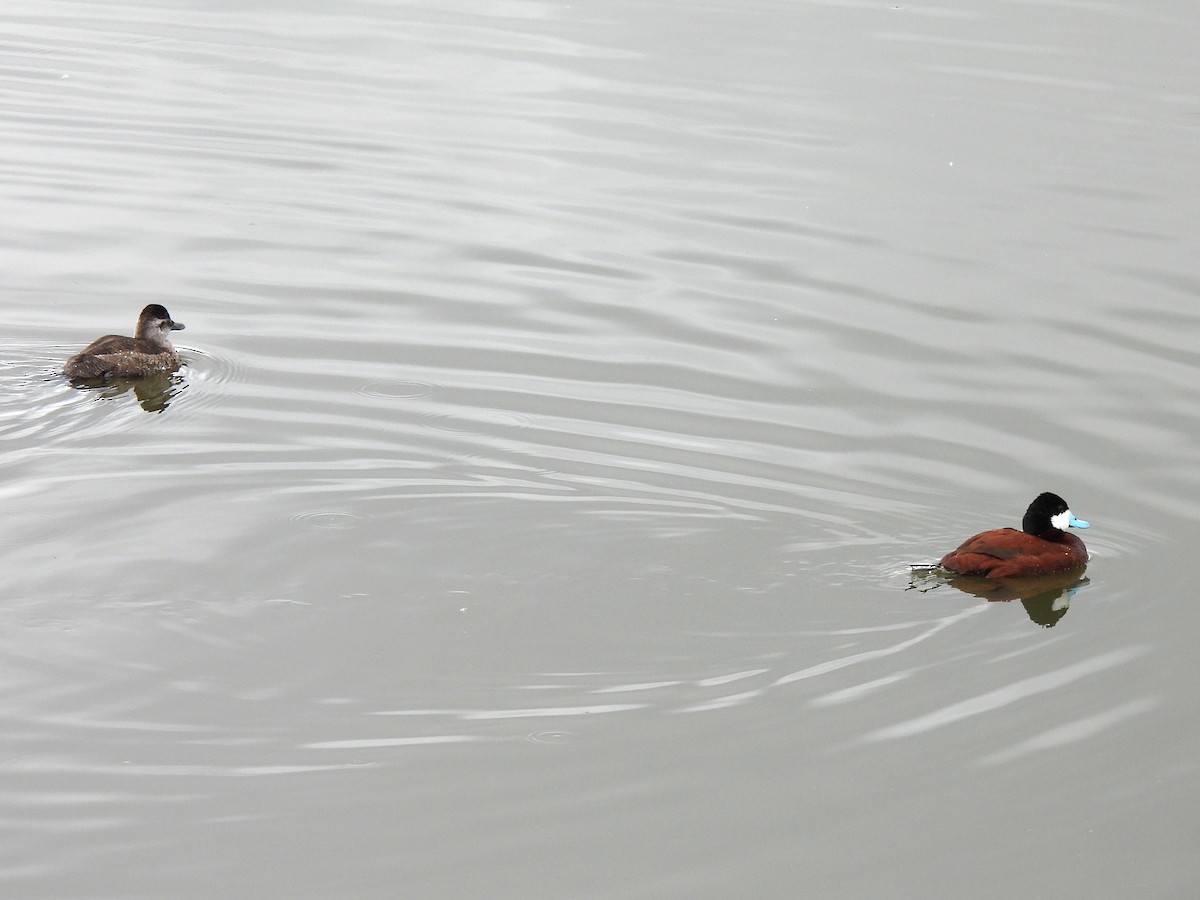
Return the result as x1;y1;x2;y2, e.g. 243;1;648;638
2;1;1198;897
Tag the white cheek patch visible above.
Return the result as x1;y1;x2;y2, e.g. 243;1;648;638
1050;509;1072;530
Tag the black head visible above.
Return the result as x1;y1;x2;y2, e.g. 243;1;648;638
139;304;185;332
1022;492;1089;536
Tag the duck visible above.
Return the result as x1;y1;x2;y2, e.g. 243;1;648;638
939;492;1089;578
63;304;186;379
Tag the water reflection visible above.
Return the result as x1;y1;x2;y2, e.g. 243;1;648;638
66;370;188;413
909;567;1088;628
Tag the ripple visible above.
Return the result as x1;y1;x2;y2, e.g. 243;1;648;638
524;730;575;744
179;345;247;389
862;647;1148;743
290;511;364;530
354;380;434;400
0;350;78;441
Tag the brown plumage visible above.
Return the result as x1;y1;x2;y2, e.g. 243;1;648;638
63;304;185;379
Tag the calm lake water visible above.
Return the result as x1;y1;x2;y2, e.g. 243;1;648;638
2;1;1198;897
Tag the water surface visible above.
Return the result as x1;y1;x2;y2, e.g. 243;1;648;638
1;0;1198;897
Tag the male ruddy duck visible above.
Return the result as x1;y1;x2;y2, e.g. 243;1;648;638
63;304;185;379
939;492;1090;578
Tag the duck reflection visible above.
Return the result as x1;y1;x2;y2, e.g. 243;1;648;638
909;566;1088;628
67;370;187;413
